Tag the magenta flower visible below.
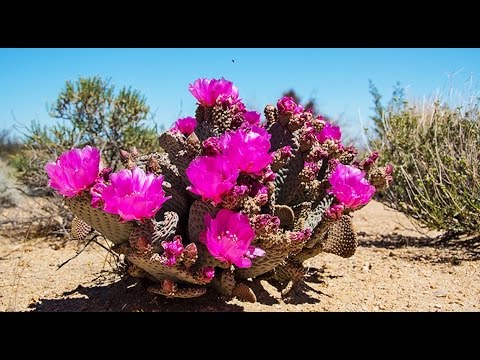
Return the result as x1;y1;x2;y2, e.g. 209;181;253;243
245;246;266;259
263;168;276;182
189;77;240;107
221;184;250;209
44;145;101;197
90;178;108;208
277;96;298;114
202;136;225;156
325;204;345;220
250;181;269;206
316;122;342;143
278;145;293;160
222;127;273;174
243;111;261;126
161;236;184;267
90;167;112;208
101;167;171;222
200;209;262;268
186;155;239;205
252;214;281;234
172;116;197;136
200;266;215;282
289;228;312;243
328;164;376;209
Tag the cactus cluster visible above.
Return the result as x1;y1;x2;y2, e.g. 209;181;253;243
46;78;393;302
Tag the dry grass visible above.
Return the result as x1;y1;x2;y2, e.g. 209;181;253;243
372;84;480;236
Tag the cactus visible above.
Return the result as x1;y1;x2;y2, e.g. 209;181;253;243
45;78;393;302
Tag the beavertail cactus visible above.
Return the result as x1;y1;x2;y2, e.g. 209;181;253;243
45;77;393;302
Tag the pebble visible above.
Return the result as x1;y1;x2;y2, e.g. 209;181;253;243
434;290;448;298
434;304;442;309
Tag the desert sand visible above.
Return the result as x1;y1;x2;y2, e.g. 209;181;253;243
1;198;479;312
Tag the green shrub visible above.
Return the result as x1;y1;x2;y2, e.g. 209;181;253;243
370;83;480;236
13;76;160;193
0;129;22;160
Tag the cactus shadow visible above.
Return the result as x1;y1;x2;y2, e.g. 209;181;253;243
30;275;245;312
249;280;280;305
359;232;480;263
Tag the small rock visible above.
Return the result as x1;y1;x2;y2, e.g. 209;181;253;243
362;262;371;273
434;304;442;309
388;252;395;257
434;290;448;298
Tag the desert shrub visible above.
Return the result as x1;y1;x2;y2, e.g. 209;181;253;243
0;159;21;208
12;76;160;194
0;129;23;160
370;83;480;235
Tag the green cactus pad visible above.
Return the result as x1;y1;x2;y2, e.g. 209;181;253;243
209;269;236;295
322;215;357;258
231;282;257;303
273;205;295;230
236;247;291;279
188;200;219;243
71;216;92;240
151;211;179;248
66;194;134;245
127;250;206;285
271;259;305;283
196;243;230;269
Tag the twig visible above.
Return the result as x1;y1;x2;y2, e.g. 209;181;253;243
56;235;98;270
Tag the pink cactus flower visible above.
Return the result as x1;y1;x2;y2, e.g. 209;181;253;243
161;236;184;267
101;167;171;222
189;77;240;107
325;204;345;220
183;242;198;260
161;279;177;294
172;116;197;136
316;122;342;143
202;136;225;156
90;167;112;208
278;145;293;160
263;167;276;182
44;145;101;197
222;127;272;174
327;163;376;209
200;209;262;268
245;246;266;259
243;111;261;126
384;164;394;184
186;155;239;205
90;178;108;208
277;96;298;114
252;214;281;234
200;266;215;282
289;228;312;242
250;181;269;206
221;184;250;209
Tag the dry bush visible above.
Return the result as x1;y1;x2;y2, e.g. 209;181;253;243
370;84;480;236
12;76;160;195
0;159;21;208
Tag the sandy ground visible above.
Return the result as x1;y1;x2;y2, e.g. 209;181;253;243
0;198;479;312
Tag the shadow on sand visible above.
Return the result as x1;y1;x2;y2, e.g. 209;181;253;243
358;231;480;264
31;275;245;312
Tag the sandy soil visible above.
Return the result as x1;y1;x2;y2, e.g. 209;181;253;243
1;198;479;312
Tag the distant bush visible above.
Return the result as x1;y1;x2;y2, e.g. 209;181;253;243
369;82;480;236
12;76;160;194
0;129;23;160
0;159;20;208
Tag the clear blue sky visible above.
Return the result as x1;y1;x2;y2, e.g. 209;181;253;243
1;48;479;142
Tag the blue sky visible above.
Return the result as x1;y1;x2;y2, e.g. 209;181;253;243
1;48;479;143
